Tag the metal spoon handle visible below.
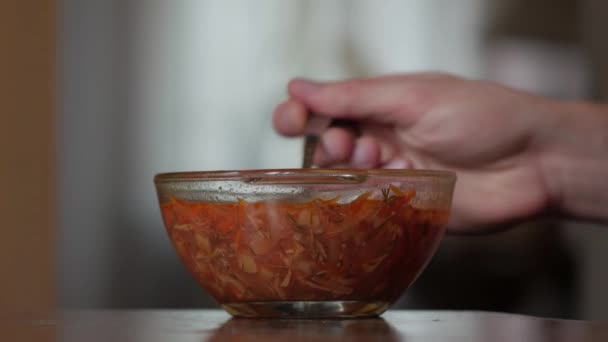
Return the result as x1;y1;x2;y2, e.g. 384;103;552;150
302;115;332;168
302;135;319;168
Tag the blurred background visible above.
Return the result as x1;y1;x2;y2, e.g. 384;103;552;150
50;0;608;319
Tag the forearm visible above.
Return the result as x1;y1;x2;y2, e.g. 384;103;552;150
539;101;608;223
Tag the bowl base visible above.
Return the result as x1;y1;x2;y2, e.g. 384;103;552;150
221;300;389;318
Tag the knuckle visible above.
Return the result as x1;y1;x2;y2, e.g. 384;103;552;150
401;84;435;115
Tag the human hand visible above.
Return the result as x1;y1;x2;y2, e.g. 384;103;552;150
273;73;567;232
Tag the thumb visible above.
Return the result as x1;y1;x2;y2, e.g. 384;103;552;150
287;76;431;126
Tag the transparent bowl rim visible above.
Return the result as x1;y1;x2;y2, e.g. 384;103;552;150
154;168;456;184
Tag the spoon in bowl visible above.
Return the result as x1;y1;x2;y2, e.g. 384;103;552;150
302;114;331;168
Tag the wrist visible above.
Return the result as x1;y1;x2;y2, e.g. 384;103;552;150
538;100;608;223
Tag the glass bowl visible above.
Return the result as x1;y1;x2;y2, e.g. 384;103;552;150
154;169;456;318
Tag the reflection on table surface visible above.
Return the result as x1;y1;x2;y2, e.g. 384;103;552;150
2;310;608;342
207;317;401;342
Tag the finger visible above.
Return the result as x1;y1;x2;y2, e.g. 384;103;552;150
351;136;382;169
287;76;433;125
359;123;397;164
383;157;411;169
314;127;356;166
272;98;308;136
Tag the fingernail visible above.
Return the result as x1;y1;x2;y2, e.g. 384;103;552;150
318;130;345;165
352;144;371;168
275;100;288;115
275;102;291;127
279;103;295;126
384;158;410;169
289;78;321;97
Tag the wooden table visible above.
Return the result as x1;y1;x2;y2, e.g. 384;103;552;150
4;310;608;341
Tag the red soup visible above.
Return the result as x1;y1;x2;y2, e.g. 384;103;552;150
160;185;449;305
